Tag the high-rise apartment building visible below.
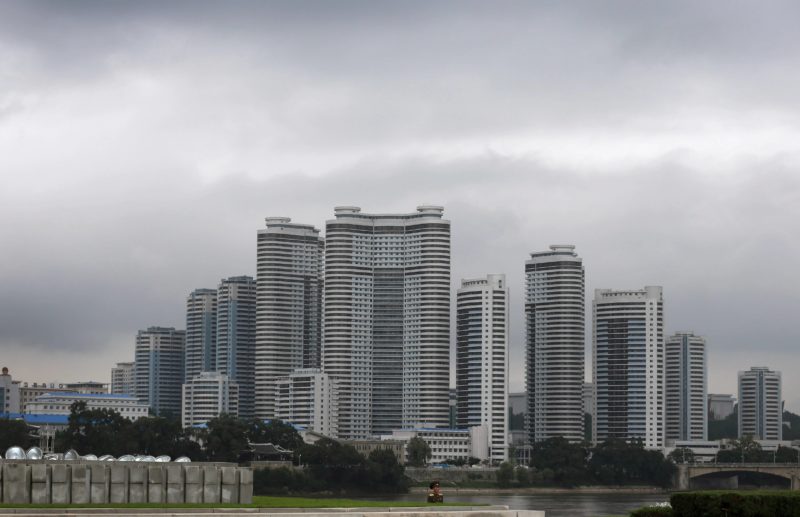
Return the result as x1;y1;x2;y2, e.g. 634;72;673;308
665;332;707;442
324;206;451;439
181;371;239;428
216;275;256;419
275;368;339;438
593;286;664;448
456;274;509;463
255;217;324;419
111;361;136;396
738;367;782;440
525;245;585;443
185;289;217;382
134;326;186;417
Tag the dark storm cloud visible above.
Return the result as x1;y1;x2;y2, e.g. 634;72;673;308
1;1;799;406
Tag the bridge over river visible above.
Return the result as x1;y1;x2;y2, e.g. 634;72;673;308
676;463;800;490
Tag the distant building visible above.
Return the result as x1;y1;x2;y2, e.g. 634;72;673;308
389;427;488;464
593;286;665;448
0;367;21;414
508;392;526;432
135;326;186;417
111;362;136;396
738;367;782;440
185;288;217;381
25;392;148;420
665;332;707;442
449;388;457;428
20;383;58;412
62;381;108;394
255;217;324;420
708;394;736;421
181;371;239;428
456;274;509;463
274;368;338;438
216;275;256;419
324;206;451;438
345;439;406;464
526;245;585;444
582;382;594;416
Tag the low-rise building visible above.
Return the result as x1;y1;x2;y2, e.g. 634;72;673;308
345;439;406;464
388;426;490;464
25;392;148;420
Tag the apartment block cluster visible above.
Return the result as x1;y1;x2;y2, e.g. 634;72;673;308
1;205;785;462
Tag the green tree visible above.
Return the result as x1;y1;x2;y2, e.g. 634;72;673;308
204;413;249;462
55;401;131;456
367;448;409;492
588;439;675;487
406;436;432;467
532;436;590;486
301;437;367;489
515;466;530;486
496;461;514;487
247;419;304;451
775;445;798;463
667;447;695;464
0;418;34;451
782;411;800;440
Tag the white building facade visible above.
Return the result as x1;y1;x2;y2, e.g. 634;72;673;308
738;367;782;441
274;368;339;438
111;362;136;396
456;274;509;462
182;372;239;428
255;217;324;420
708;394;736;421
593;286;665;448
323;206;451;439
526;245;585;443
216;275;256;419
25;392;148;420
389;427;487;464
665;332;707;442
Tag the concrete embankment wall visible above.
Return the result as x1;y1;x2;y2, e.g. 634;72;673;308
0;460;252;504
0;508;544;517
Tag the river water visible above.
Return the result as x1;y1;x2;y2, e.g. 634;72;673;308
374;492;670;517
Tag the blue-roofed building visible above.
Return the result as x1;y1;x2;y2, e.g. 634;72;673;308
25;391;149;420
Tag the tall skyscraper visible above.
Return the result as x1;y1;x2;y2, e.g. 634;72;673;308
216;275;256;419
593;286;664;449
181;371;239;428
665;331;707;442
708;394;736;421
324;206;451;439
255;217;324;419
738;366;782;440
525;245;585;444
134;326;186;417
456;274;509;462
185;288;217;381
111;361;136;396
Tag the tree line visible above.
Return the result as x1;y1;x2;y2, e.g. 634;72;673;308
1;403;408;495
499;437;676;488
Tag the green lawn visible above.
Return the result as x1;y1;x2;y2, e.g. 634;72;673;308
0;495;476;509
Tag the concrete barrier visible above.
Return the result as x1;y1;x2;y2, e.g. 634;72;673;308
50;463;70;504
0;460;252;504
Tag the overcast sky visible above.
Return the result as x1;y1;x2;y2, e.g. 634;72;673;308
1;1;799;410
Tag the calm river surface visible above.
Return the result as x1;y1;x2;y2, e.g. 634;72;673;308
372;492;669;517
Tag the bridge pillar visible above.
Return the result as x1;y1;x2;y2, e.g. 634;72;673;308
674;464;689;491
792;475;800;491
